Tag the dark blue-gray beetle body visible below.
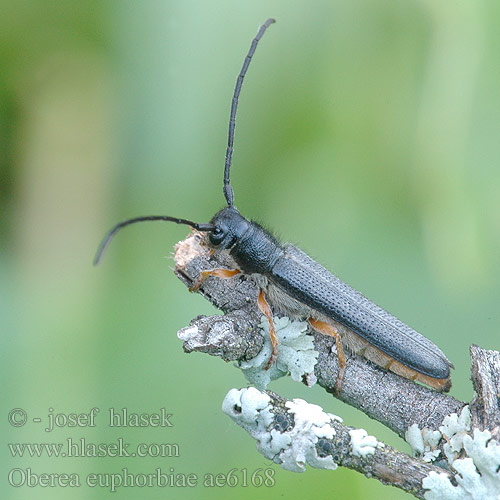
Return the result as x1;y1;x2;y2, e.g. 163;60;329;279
210;206;452;386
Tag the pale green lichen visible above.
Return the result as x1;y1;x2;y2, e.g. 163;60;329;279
439;406;472;463
423;429;500;500
238;316;318;389
349;428;381;458
406;423;425;455
422;406;500;499
405;423;443;462
222;387;340;472
406;407;471;464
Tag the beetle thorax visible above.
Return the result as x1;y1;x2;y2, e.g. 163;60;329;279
209;207;283;275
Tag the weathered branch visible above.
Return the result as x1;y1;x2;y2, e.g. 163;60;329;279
469;345;500;439
173;231;500;499
174;232;464;438
222;387;452;499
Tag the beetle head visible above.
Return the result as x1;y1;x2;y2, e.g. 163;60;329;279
209;206;250;250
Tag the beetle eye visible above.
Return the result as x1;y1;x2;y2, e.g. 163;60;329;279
209;226;225;246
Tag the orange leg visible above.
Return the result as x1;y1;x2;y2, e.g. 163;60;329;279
257;290;279;370
309;318;346;394
189;268;240;292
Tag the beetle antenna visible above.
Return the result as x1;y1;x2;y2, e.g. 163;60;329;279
94;216;215;266
223;18;276;207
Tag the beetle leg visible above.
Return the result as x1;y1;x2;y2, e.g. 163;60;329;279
257;290;279;370
189;268;240;292
309;318;346;394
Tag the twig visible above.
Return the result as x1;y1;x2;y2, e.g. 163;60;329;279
174;232;464;438
222;388;452;499
173;231;500;499
469;345;500;439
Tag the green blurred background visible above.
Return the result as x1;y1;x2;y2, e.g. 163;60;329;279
1;1;499;499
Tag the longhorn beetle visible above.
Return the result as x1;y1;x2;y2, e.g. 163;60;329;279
95;18;453;392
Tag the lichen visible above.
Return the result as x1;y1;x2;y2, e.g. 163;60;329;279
349;428;380;458
238;316;318;389
405;423;443;462
222;387;341;472
422;406;500;499
439;406;472;463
